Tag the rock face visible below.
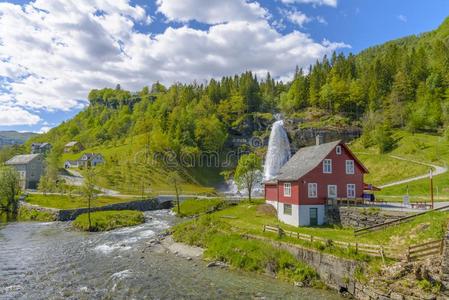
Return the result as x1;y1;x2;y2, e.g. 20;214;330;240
225;114;362;152
327;207;411;229
283;120;362;152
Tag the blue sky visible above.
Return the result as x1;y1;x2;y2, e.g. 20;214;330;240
1;0;449;133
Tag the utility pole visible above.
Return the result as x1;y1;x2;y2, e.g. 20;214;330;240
430;169;434;210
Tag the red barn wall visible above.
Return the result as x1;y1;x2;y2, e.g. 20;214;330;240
299;145;364;205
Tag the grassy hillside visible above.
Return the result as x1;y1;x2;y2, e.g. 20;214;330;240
352;130;449;201
61;134;220;195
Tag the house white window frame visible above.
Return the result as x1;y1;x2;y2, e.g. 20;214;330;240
347;184;356;198
327;185;337;199
283;203;292;215
323;159;332;174
308;183;318;198
336;145;342;155
283;182;291;197
346;160;355;174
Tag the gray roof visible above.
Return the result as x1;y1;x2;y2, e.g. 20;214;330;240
65;141;80;147
80;153;102;161
5;154;41;165
274;140;341;181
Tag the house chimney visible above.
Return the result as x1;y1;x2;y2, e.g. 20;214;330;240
316;134;324;145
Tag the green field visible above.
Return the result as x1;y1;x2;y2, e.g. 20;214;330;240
174;198;226;217
61;134;219;196
351;130;449;201
73;210;145;231
25;194;138;209
208;201;448;248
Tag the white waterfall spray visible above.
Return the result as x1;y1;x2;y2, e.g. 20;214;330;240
263;120;291;181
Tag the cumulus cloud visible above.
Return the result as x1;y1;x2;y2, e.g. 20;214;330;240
156;0;268;24
281;0;337;7
0;105;41;126
38;126;52;133
0;0;348;125
282;9;311;27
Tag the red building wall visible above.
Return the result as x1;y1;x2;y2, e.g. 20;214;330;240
298;145;365;205
265;143;366;206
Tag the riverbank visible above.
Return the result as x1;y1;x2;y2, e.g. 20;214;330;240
171;199;449;299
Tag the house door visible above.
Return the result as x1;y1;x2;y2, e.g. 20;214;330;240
309;208;318;226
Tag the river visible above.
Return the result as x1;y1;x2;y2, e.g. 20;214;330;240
0;210;341;299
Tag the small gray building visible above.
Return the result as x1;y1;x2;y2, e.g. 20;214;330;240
31;142;52;154
5;154;44;190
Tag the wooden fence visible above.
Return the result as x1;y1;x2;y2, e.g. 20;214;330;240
354;204;449;236
263;224;445;261
405;239;444;262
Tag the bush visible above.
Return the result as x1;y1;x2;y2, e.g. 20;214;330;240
73;210;145;231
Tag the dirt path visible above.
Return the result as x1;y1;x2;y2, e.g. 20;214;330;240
379;155;448;189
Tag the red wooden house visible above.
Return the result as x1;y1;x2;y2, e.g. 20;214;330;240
264;137;369;226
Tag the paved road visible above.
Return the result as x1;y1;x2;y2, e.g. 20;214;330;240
361;201;449;213
379;155;448;189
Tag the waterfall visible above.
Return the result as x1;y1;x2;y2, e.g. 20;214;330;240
264;120;291;181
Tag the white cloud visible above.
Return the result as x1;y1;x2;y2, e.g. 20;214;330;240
0;105;41;126
398;14;407;23
156;0;268;24
281;0;337;7
282;9;311;27
0;0;348;124
38;126;52;133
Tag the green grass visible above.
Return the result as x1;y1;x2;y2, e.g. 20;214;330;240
72;210;145;231
351;130;449;200
172;201;448;290
61;135;219;196
174;198;227;217
25;194;139;210
18;206;57;222
354;152;429;186
172;215;321;287
176;200;448;248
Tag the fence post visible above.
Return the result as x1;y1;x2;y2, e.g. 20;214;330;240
406;246;411;262
355;243;358;254
310;235;314;243
380;246;385;265
263;225;266;232
297;232;299;239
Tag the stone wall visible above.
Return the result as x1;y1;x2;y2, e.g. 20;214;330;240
327;206;411;229
246;234;416;299
20;198;170;221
